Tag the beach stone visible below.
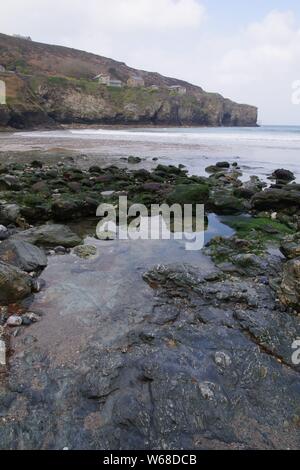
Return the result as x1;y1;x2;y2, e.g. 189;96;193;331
0;204;21;225
128;156;142;164
7;315;23;327
167;183;209;205
31;181;49;193
0;240;47;272
272;169;295;183
0;225;9;241
0;261;33;303
278;257;300;312
216;161;230;168
209;189;244;214
280;233;300;259
73;245;97;259
251;188;300;211
12;224;82;248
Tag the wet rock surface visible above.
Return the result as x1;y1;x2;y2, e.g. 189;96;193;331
0;257;299;450
0;162;299;450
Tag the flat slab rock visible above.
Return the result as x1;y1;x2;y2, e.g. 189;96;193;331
12;224;82;248
0;260;299;450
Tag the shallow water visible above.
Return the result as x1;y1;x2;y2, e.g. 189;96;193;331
21;214;233;365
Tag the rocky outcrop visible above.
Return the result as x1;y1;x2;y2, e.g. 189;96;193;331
0;33;258;129
12;224;82;248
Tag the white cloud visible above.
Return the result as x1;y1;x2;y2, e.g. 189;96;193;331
0;0;205;36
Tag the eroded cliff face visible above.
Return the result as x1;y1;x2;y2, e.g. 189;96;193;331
0;33;258;129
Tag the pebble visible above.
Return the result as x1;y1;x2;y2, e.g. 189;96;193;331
7;315;23;327
199;382;215;400
22;312;40;325
215;351;232;368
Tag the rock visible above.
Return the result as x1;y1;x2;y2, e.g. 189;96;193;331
22;312;40;325
7;315;23;327
167;183;209;205
214;351;232;368
271;169;295;183
0;261;33;303
0;204;21;225
73;245;97;259
235;176;266;199
280;233;300;259
31;181;50;193
209;189;244;214
0;175;20;191
31;160;43;169
89;166;102;174
251;188;300;211
278;258;300;312
0;339;6;365
230;253;268;276
54;246;67;255
128;156;142;164
0;240;47;272
0;225;9;241
12;224;82;248
216;161;230;169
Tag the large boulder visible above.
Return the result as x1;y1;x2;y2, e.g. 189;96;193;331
0;261;33;304
278;258;300;312
209;189;245;214
271;169;295;184
12;224;82;248
0;240;47;272
251;188;300;211
280;233;300;259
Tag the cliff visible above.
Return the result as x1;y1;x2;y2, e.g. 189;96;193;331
0;33;258;129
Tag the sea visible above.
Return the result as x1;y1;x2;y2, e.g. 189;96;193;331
11;124;300;182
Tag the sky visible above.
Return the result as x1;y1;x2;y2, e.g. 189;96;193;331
0;0;300;125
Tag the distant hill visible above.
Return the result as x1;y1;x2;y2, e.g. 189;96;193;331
0;33;258;129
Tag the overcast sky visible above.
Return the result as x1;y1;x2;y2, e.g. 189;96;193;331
1;0;300;124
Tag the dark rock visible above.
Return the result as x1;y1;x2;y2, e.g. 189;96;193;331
31;181;50;193
280;233;300;259
251;188;300;211
209;189;244;214
0;239;47;272
31;160;43;169
271;169;295;183
12;224;82;248
167;183;209;205
278;257;300;312
216;161;230;168
0;204;21;225
0;261;33;304
128;156;142;164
